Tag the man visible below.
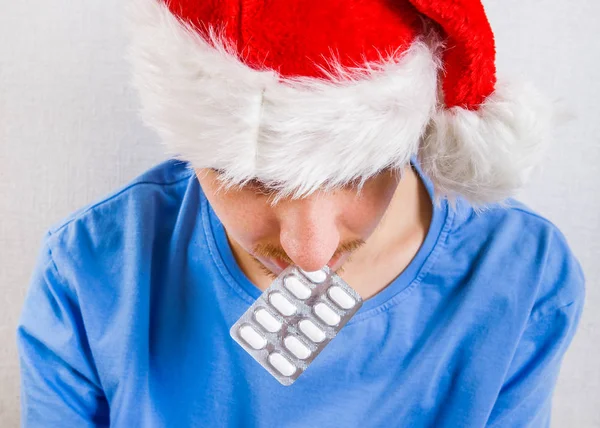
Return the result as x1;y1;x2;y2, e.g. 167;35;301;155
17;0;584;427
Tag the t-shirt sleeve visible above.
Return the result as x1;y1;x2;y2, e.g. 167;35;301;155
486;228;585;427
16;235;109;427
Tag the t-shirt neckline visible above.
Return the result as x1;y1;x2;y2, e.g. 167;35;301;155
201;162;452;321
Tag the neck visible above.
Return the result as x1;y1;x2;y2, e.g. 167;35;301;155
337;165;433;298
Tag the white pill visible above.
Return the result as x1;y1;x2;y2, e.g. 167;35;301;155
300;268;327;283
328;286;356;309
284;275;311;300
314;303;341;326
239;325;266;350
299;319;326;343
269;292;297;316
284;336;312;360
268;352;296;377
254;309;281;333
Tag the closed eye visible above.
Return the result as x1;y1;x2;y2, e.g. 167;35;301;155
211;169;275;195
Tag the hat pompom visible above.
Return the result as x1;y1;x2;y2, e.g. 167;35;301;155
418;80;553;205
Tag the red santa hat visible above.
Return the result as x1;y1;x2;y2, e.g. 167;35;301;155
127;0;551;205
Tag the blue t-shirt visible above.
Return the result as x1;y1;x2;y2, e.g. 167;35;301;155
17;160;585;428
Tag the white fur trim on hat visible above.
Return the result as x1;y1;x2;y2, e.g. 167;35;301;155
419;80;553;205
127;0;440;203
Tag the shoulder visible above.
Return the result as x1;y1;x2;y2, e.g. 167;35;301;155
49;159;195;235
445;198;585;317
42;159;198;284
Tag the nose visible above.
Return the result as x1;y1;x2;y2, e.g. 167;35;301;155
278;196;340;272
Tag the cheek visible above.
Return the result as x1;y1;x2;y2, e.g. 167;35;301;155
198;175;277;244
340;175;399;235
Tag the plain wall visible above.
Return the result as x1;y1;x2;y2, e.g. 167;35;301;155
1;0;599;426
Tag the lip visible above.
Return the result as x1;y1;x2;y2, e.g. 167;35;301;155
327;253;346;272
255;256;290;276
271;258;291;271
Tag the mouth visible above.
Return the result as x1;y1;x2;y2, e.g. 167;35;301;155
260;253;346;276
270;257;291;271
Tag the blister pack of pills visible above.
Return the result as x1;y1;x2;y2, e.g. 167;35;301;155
230;264;363;385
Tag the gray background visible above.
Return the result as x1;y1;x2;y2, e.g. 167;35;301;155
1;0;599;426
